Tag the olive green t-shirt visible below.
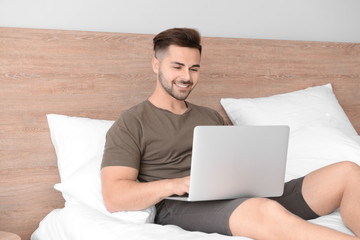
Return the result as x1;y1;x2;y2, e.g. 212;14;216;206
101;100;226;182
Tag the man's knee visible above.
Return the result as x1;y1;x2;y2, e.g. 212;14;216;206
229;198;290;236
340;161;359;171
335;161;360;182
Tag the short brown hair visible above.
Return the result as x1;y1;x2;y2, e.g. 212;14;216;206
153;28;202;57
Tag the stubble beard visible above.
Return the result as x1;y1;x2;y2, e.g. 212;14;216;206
158;70;194;101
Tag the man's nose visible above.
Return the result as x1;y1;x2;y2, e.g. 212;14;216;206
181;69;191;81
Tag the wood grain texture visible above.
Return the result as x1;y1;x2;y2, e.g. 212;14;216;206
0;27;359;239
0;231;21;240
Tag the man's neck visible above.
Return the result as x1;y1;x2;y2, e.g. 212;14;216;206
148;94;188;115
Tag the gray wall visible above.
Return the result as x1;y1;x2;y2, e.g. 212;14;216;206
1;0;359;42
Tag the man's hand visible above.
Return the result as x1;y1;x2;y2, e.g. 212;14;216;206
168;176;190;196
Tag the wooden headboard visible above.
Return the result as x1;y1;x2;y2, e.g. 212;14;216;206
1;27;359;239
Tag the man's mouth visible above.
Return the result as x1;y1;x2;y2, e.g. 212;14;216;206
174;81;192;89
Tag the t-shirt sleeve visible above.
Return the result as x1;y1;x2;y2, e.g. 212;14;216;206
101;113;142;170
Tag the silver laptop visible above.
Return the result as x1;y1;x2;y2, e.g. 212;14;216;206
164;125;289;201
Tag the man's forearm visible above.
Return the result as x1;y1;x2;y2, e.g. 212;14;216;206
102;177;190;213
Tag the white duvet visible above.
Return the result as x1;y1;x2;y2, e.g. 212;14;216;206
32;201;353;240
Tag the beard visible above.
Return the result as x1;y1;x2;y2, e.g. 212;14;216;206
158;70;194;101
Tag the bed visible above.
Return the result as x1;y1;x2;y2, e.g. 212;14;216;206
0;27;359;240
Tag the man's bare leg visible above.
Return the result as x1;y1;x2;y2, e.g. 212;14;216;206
229;161;360;239
302;161;360;236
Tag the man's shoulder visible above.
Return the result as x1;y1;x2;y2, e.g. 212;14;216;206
117;100;149;119
111;101;149;128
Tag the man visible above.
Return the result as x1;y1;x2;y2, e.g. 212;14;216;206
101;28;360;239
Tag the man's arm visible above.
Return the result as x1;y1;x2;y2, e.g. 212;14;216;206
101;166;190;212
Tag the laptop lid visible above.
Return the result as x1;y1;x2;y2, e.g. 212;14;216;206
185;125;289;201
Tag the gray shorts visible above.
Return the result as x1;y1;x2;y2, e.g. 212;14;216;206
155;177;319;236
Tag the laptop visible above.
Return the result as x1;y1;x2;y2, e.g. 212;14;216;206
164;125;289;201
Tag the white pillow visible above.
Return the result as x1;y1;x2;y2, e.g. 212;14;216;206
284;125;360;181
220;83;357;136
288;126;360;161
47;114;156;223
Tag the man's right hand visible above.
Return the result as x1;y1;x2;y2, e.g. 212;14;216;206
168;176;190;197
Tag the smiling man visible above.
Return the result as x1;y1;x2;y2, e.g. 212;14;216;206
101;28;360;240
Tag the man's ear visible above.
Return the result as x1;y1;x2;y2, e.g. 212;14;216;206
152;57;159;74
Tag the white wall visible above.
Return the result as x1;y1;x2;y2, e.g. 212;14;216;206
1;0;359;43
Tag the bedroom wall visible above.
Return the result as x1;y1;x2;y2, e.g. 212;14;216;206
0;0;359;43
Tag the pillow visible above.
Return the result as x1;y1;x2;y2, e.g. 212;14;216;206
284;125;360;181
47;114;156;223
287;126;360;161
220;83;358;137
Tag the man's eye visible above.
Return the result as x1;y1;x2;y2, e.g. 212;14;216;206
173;66;181;70
191;68;199;72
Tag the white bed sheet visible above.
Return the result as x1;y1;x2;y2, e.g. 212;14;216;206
31;200;353;240
31;202;248;240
